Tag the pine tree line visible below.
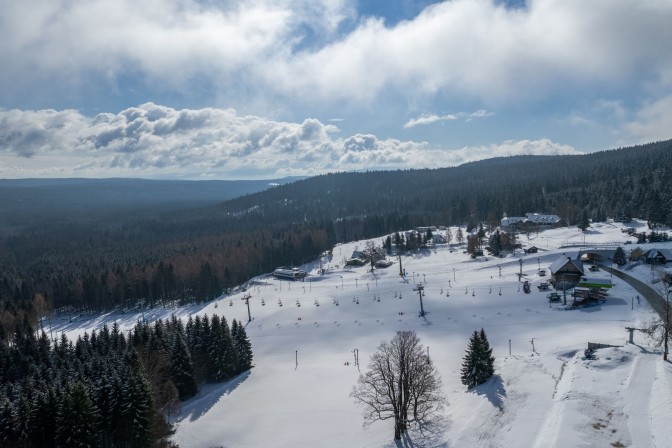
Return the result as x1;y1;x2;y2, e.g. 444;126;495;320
0;314;252;447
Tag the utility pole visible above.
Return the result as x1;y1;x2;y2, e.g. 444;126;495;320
563;282;567;306
413;284;426;317
399;253;403;277
509;339;511;356
530;338;535;353
241;293;252;323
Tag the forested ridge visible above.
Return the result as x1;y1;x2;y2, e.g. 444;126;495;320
1;139;672;325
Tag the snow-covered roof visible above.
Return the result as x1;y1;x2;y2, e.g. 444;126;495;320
549;256;584;274
501;213;560;227
501;216;525;226
645;248;672;260
525;213;561;224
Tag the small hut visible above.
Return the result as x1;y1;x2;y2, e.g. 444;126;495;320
549;256;584;290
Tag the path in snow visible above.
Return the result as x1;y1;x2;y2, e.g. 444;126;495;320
623;351;656;447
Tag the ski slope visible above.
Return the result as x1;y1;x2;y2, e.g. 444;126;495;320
54;220;672;447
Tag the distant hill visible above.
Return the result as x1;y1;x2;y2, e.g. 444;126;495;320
1;139;672;312
0;177;303;232
213;139;672;232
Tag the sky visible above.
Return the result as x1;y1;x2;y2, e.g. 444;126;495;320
1;0;671;179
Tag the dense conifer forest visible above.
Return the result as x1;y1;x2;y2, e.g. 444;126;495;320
1;139;671;324
0;313;252;447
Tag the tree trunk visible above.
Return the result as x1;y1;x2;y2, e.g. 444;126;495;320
394;417;402;440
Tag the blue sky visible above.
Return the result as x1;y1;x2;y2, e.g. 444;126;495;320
0;0;671;179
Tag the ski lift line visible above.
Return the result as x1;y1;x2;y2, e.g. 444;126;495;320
249;284;531;305
243;279;548;302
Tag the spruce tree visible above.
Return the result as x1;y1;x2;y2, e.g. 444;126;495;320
119;350;154;448
478;328;495;380
231;319;253;373
208;315;235;381
460;329;495;389
170;331;197;400
577;208;590;231
0;394;18;446
55;382;100;448
460;331;481;389
613;247;627;266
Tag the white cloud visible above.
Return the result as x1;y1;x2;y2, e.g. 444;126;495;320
625;95;672;143
0;0;352;95
0;104;581;179
266;0;672;105
404;110;492;128
1;0;670;109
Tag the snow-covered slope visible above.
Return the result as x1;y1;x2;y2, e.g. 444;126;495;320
54;221;672;447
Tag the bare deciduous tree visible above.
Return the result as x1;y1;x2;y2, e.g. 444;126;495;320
351;331;445;440
643;269;671;360
362;240;386;272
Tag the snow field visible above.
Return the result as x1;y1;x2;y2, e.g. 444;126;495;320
54;222;672;447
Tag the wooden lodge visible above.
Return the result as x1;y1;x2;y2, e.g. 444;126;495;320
549;256;584;290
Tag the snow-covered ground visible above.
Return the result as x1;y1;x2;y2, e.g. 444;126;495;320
54;221;672;447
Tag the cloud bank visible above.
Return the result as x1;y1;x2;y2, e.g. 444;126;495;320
1;0;671;110
0;104;580;179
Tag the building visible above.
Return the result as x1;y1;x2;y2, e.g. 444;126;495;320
549;256;584;290
628;247;645;262
431;234;447;244
501;213;561;230
644;248;672;265
273;267;308;280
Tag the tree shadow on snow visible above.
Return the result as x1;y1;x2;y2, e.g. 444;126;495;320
386;416;451;448
172;370;251;423
471;374;506;411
